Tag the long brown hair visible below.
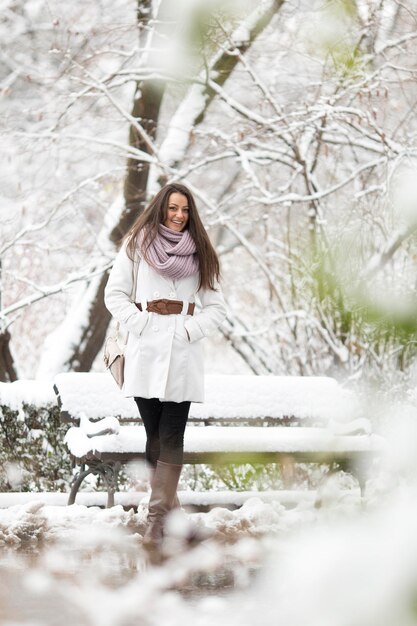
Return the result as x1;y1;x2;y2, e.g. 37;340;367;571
124;182;220;291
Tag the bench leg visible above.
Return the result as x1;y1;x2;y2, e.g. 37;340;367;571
349;458;369;501
102;462;121;508
68;460;121;507
334;457;370;501
281;455;296;488
68;465;96;505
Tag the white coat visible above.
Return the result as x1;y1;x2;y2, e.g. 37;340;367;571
104;239;227;403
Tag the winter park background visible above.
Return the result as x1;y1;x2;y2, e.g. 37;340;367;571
2;0;417;624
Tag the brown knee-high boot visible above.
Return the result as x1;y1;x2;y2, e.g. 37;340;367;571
148;465;181;510
143;460;182;551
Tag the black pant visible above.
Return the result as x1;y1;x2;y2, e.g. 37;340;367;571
134;397;191;466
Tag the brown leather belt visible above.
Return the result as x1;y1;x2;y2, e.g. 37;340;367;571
135;299;195;316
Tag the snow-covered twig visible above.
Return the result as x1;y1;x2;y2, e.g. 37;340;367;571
0;169;129;257
361;222;417;280
0;263;112;321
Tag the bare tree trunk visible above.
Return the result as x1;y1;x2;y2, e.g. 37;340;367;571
67;78;165;372
113;79;165;245
0;330;18;383
0;258;18;381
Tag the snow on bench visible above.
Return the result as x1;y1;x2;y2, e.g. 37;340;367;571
65;424;382;465
53;373;384;508
0;379;56;409
54;372;362;424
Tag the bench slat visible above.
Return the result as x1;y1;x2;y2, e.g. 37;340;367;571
65;424;384;462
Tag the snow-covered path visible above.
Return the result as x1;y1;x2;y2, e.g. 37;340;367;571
0;483;370;626
0;469;416;626
0;496;311;625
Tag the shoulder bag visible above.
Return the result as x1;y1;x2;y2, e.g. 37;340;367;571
103;250;139;389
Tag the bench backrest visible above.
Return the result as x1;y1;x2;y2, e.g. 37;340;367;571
53;372;358;425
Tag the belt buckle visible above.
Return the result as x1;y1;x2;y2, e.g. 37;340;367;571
155;299;168;314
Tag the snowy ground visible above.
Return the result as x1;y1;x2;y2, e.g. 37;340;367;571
0;487;344;625
0;469;414;626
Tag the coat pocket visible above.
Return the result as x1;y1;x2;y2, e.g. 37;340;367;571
174;317;190;344
138;311;150;336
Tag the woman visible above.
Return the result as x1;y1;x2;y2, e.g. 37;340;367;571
104;182;227;552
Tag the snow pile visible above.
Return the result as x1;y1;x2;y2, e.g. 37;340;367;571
0;500;146;548
79;414;120;437
42;502;147;543
0;497;305;549
0;379;55;411
191;497;304;540
0;501;48;547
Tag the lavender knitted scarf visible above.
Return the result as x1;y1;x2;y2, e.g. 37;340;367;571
139;224;199;280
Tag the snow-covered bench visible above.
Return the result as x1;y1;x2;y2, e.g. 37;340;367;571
53;373;384;507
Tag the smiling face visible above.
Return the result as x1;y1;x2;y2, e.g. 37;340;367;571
164;192;190;232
